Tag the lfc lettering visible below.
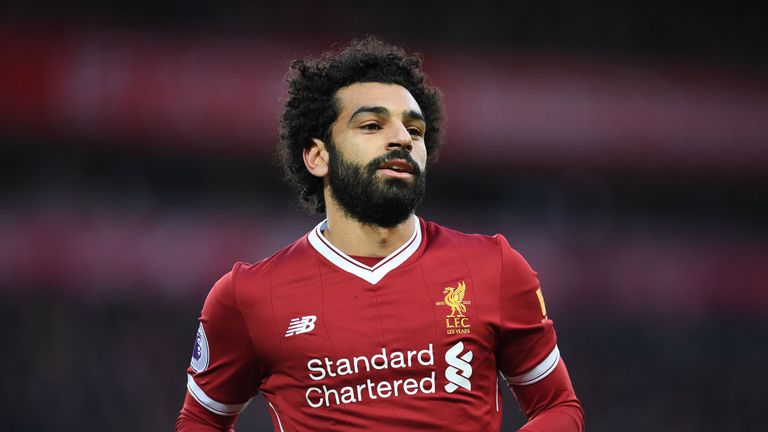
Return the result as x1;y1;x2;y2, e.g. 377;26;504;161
445;317;471;335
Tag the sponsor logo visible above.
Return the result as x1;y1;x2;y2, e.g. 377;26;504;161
190;323;209;372
435;281;472;335
285;315;317;337
444;341;473;393
304;345;436;408
301;342;476;408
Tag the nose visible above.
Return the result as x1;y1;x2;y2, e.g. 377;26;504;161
386;123;413;152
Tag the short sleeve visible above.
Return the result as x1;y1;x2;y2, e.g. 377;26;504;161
184;266;263;417
495;235;560;387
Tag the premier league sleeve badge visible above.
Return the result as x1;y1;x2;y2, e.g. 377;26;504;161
190;323;210;373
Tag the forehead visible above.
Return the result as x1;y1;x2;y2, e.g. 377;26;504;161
334;82;423;119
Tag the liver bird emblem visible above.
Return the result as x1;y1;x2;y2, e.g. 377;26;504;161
443;281;467;317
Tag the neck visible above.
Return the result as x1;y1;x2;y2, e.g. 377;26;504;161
322;197;416;258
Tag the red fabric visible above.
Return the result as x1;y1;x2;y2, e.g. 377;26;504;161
176;219;582;430
349;255;385;266
176;393;235;432
514;361;585;432
495;235;556;380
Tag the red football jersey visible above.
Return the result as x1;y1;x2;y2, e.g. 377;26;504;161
179;217;564;431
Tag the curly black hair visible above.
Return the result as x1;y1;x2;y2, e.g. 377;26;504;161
278;36;444;213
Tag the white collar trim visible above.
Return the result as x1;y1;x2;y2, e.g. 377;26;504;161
307;216;421;285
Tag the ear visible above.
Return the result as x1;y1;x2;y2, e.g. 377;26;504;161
303;138;329;178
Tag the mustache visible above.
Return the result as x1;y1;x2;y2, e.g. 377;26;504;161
366;150;423;176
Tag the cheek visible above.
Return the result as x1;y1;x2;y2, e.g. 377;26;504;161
413;142;428;166
332;133;364;163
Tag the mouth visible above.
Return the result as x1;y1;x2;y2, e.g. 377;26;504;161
377;159;415;177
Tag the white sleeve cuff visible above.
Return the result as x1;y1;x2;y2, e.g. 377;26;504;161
504;345;560;386
187;374;251;416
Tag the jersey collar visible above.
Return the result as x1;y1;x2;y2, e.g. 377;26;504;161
306;216;422;285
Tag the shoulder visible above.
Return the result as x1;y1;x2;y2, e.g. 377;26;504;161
424;219;502;247
423;219;534;276
232;234;314;282
423;219;516;257
207;234;315;309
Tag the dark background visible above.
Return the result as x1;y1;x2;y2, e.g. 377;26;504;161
2;1;767;431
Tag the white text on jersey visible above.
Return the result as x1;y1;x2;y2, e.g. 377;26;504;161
304;344;436;408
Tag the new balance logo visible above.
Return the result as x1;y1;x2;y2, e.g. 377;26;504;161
285;315;317;337
444;341;473;393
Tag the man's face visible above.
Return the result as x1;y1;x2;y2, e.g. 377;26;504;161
325;82;428;227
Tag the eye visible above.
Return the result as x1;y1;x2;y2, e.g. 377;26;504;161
361;123;382;131
407;127;423;137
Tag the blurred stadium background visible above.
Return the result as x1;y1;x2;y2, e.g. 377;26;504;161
2;1;767;431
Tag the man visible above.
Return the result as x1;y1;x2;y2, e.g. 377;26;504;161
177;37;584;431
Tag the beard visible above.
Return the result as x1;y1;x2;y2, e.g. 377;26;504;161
327;143;426;228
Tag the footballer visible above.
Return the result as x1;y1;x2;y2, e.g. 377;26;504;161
177;37;584;431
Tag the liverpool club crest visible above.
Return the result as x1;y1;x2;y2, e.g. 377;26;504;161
435;281;472;335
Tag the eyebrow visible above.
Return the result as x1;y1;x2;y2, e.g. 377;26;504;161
348;106;426;124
